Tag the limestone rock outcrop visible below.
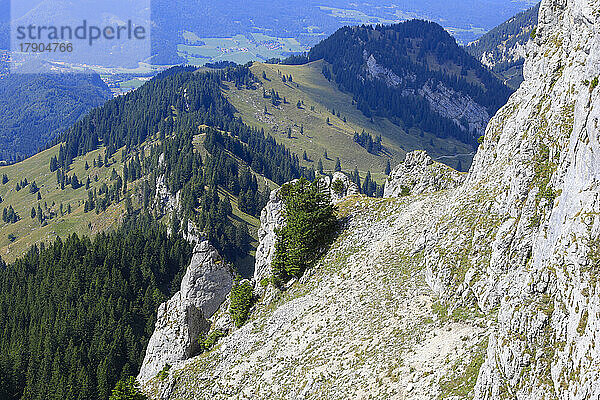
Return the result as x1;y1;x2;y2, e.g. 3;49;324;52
419;82;490;138
462;0;600;397
384;150;465;197
155;174;180;216
321;171;360;203
366;52;490;138
253;188;286;286
137;240;233;384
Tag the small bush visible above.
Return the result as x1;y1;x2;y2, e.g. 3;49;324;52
331;179;345;195
590;76;599;92
109;376;147;400
158;364;171;380
198;329;227;352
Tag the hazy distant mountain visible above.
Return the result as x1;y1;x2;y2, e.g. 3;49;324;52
0;72;111;162
2;0;539;66
465;2;540;89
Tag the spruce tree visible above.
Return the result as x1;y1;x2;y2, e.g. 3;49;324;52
229;279;254;327
271;178;338;286
109;377;147;400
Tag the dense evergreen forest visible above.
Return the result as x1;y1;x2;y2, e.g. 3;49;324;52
0;214;192;400
0;65;311;400
304;20;512;145
0;73;112;163
57;66;251;167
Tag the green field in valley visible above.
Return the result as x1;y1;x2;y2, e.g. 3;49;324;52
178;33;307;65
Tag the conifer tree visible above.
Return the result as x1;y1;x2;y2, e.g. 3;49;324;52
229;278;254;327
271;178;338;286
109;377;147;400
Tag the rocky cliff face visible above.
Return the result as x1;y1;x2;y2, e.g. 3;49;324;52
384;150;465;197
366;53;491;139
141;1;600;397
138;240;233;384
418;82;490;139
253;188;286;286
421;0;600;396
155;174;180;218
464;0;600;397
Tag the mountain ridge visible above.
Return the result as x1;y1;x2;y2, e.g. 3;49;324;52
305;20;512;146
465;2;540;89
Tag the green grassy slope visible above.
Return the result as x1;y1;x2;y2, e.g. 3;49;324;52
0;60;473;264
0;132;267;275
225;61;474;180
0;144;128;263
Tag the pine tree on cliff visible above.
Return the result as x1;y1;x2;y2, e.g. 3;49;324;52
272;178;338;286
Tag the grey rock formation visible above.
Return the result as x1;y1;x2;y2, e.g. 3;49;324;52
155;174;180;217
322;172;360;203
419;82;490;138
384;150;465;197
463;0;600;397
365;52;489;138
137;240;233;384
365;53;413;87
143;185;484;399
253;188;286;286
